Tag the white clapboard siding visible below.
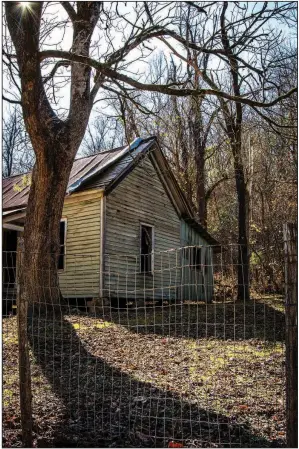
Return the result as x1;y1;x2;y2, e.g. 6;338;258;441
58;196;101;297
104;156;182;301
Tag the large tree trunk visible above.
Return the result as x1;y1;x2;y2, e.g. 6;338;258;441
219;1;250;300
21;146;74;305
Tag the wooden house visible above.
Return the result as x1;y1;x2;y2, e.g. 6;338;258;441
2;137;219;308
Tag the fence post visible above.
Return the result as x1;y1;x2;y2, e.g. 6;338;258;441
283;223;298;448
17;237;33;447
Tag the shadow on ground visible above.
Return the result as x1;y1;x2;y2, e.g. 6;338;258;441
103;296;285;343
24;301;285;448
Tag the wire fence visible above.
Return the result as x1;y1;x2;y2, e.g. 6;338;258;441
3;244;288;448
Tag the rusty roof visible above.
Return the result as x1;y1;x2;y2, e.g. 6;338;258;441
2;136;221;247
2;137;156;211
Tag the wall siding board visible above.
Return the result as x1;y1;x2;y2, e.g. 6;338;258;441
180;220;214;302
104;157;182;301
58;197;101;297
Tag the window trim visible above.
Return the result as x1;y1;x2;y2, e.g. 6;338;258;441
58;218;67;272
140;222;155;274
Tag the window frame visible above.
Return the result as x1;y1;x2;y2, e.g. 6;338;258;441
58;218;67;272
140;222;155;275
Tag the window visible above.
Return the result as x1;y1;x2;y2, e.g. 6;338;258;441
58;220;66;270
140;224;154;273
189;246;202;270
204;249;209;277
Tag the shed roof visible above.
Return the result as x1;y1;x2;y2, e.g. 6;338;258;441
2;136;220;247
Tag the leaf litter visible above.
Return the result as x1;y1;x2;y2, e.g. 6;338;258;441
3;296;286;447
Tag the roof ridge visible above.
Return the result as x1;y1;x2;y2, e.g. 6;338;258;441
74;146;126;161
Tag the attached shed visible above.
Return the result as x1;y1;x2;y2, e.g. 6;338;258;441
2;136;220;306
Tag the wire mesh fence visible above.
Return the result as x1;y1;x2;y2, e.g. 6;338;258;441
3;244;287;448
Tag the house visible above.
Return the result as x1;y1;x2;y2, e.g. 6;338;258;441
3;136;220;309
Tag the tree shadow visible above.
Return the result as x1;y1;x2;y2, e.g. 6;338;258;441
26;304;285;448
102;297;285;343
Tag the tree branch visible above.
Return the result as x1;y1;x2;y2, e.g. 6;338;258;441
60;1;77;22
3;95;22;105
39;50;298;109
43;60;70;84
205;175;229;201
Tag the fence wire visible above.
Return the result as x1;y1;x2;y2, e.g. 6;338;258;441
3;245;286;448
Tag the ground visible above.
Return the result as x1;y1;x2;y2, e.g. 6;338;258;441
3;295;286;448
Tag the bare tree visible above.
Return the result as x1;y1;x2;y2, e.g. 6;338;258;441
2;106;34;177
80;116;124;156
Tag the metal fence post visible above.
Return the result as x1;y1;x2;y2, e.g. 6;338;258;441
283;223;298;448
17;237;33;447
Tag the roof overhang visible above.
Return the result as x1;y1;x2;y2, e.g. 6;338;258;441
3;208;26;232
3;208;26;224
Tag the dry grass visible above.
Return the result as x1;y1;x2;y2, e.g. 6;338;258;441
3;295;286;448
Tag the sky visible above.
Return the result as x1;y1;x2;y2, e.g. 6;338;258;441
2;1;297;157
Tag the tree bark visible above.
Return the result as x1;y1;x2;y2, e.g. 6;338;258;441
191;97;207;228
171;96;193;205
283;222;298;449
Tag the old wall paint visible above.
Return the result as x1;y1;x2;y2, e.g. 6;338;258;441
180;220;214;302
104;156;182;301
58;196;101;297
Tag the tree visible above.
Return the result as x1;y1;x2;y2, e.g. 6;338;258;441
81;116;124;156
2;105;34;177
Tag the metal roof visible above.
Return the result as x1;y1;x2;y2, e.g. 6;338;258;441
2;137;155;211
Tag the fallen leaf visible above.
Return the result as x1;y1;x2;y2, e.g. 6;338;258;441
168;441;184;448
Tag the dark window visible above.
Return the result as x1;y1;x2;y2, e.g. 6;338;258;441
140;225;153;273
58;220;66;270
189;247;202;270
204;249;209;276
